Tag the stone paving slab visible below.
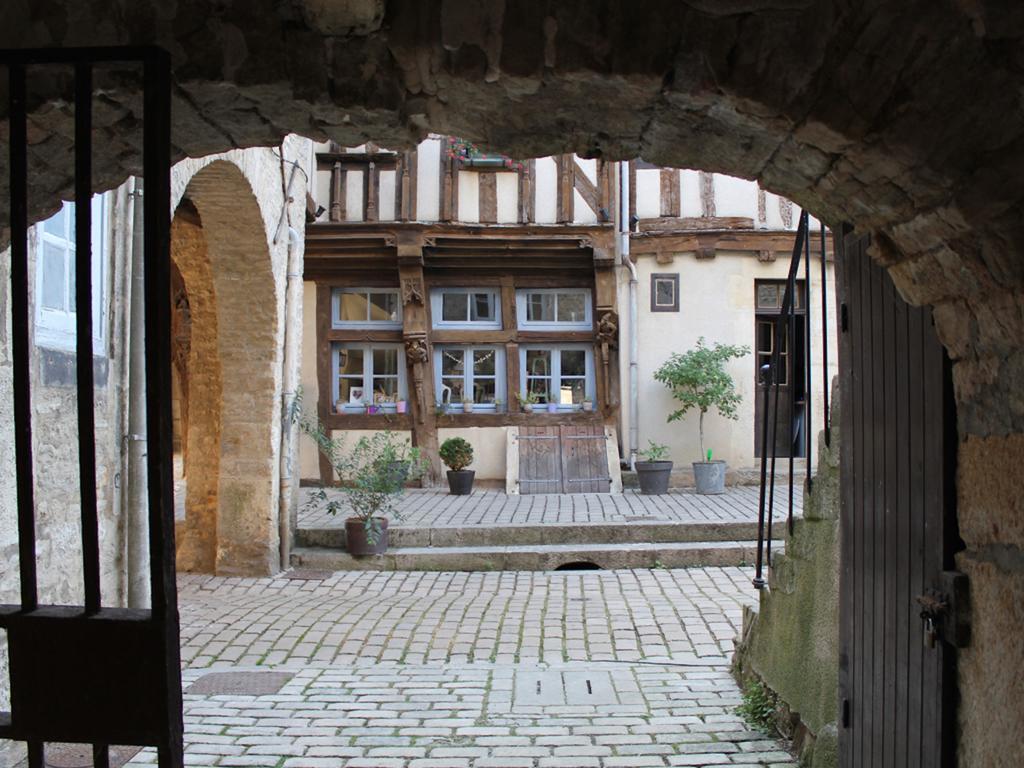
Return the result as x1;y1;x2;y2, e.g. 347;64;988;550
298;486;803;531
118;568;794;767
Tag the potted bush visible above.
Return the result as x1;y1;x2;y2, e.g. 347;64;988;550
635;440;673;495
653;337;749;495
440;436;475;495
292;394;427;555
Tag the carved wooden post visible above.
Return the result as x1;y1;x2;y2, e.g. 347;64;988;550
366;161;378;222
397;234;441;484
593;238;619;417
330;161;343;222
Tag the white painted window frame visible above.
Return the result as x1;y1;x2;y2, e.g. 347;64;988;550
331;287;403;329
515;288;593;331
519;343;595;411
429;287;502;330
433;345;507;413
34;196;107;353
331;342;408;413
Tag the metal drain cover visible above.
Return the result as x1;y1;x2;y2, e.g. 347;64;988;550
514;670;617;706
186;671;293;696
44;744;142;768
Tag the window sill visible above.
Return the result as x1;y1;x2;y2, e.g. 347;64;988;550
436;410;604;428
324;412;414;430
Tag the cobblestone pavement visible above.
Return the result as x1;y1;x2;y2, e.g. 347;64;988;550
299;487;802;531
121;568;794;767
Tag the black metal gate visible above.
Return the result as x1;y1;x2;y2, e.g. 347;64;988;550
1;48;182;767
837;231;965;767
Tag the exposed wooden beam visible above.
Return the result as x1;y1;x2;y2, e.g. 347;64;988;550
572;158;601;218
660;168;680;218
479;172;497;224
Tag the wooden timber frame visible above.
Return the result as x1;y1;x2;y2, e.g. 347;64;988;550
305;222;620;486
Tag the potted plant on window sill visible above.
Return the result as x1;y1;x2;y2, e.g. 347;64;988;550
292;394;427;556
546;401;559;414
516;391;540;413
635;440;673;495
582;398;594;412
440;436;475;495
653;337;749;495
462;398;474;414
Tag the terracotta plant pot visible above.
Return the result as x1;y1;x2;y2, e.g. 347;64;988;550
447;469;475;495
636;460;673;495
345;516;388;556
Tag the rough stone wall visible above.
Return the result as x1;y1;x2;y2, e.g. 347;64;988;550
733;394;841;768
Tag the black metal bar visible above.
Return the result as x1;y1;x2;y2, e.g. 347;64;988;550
142;48;185;768
788;236;797;534
1;47;168;64
821;223;831;446
74;61;102;614
753;365;772;589
766;320;781;567
804;212;814;488
27;741;43;768
9;62;39;612
93;744;110;768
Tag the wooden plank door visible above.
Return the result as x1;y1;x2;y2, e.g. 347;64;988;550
519;425;611;494
518;426;563;494
560;425;611;493
837;231;961;767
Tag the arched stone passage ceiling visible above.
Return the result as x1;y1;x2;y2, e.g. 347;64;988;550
1;1;1023;432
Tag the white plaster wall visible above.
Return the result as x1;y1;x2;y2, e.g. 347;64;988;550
496;172;518;223
416;137;441;221
534;157;557;223
715;174;758;219
681;170;702;217
438;427;508;480
765;191;786;229
378;169;396;221
573;189;597;224
345;169;364;222
315;168;331;221
458;170;479;222
635;168;661;218
619;250;839;471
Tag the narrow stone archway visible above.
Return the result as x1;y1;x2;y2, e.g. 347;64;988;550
172;161;280;576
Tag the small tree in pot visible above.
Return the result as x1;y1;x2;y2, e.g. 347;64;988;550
291;392;426;555
439;436;475;495
654;337;749;495
635;440;673;495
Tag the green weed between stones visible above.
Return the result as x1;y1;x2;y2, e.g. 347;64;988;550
736;678;779;733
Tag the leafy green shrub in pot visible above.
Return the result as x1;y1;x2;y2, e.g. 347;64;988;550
440;436;475;495
635;440;673;495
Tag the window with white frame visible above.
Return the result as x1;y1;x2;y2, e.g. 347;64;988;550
430;288;502;329
515;289;592;330
332;288;402;328
520;345;594;408
332;343;407;412
434;346;506;411
35;197;107;352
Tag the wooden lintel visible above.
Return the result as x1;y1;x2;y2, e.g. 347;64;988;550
659;169;681;218
630;230;834;258
639;215;755;232
316;152;399;167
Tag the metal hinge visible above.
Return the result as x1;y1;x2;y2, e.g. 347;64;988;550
841;303;849;332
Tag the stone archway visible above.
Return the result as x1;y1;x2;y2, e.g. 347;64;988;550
171;161;280;576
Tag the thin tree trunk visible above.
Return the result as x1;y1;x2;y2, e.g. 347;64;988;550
699;409;705;462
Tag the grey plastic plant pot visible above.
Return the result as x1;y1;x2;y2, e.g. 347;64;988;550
345;517;388;556
636;460;673;495
447;469;475;495
693;460;727;495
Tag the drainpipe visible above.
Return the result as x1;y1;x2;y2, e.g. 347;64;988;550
275;145;305;572
125;176;150;607
617;162;640;470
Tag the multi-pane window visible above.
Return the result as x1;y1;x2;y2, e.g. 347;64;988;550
520;345;593;408
332;343;407;412
332;288;402;328
515;289;592;330
755;319;788;386
430;288;501;329
35;198;106;352
434;346;505;411
755;280;805;312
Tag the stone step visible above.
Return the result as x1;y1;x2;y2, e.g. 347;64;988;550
290;540;772;572
296;519;766;549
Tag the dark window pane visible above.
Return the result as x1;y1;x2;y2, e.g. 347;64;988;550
756;284;779;310
473;379;496;403
526;293;555;322
441;377;464;403
373;348;398;376
557;293;586;322
561;378;586;405
473;349;496;376
372;377;399;400
526;377;550;403
338;377;363;405
655;278;675;307
756;321;773;354
471;293;494;321
442;292;468;322
441;348;465;376
525;349;551;376
339;347;364;376
561;350;586;377
369;292;398;322
41;243;66;311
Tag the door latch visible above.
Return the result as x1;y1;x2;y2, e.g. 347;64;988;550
915;571;970;649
